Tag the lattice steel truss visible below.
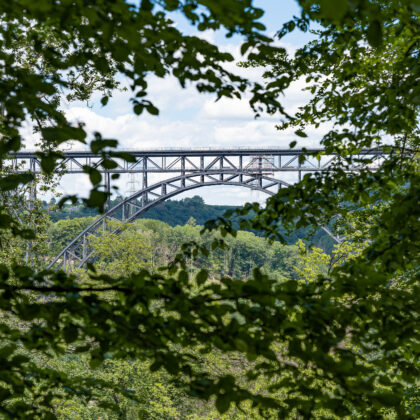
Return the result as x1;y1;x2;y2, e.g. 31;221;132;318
9;147;385;271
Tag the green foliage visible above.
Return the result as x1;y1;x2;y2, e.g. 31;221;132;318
48;196;235;225
88;223;154;276
0;0;419;418
294;239;329;283
47;217;97;256
46;356;183;419
48;217;300;281
48;195;336;251
0;168;52;269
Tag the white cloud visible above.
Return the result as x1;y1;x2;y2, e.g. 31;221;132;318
25;33;329;206
201;97;255;120
66;108;211;149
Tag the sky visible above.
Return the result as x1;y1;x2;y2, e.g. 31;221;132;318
27;0;324;206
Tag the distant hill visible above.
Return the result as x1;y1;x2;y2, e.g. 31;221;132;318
46;195;335;251
47;195;235;226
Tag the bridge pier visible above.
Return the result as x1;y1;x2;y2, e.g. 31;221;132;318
181;157;186;187
104;171;111;211
142;158;148;206
25;158;37;264
200;157;205;183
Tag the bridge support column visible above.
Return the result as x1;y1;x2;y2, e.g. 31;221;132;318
104;171;111;211
298;159;303;182
142;158;148;206
181;156;185;187
25;158;37;264
82;236;87;260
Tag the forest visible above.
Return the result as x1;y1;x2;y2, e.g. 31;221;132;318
0;0;419;419
47;195;335;250
5;213;374;418
46;196;232;225
48;216;302;280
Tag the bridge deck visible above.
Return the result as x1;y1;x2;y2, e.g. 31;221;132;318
11;147;383;158
9;148;385;175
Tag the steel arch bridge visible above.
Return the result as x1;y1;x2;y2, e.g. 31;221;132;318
10;147;385;271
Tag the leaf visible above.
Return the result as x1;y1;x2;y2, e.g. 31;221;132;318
63;325;79;343
17;228;36;240
0;173;33;191
411;87;420;105
233;338;248;352
240;41;251;55
0;264;9;280
196;269;208;286
57;195;78;209
321;0;348;20
39;152;63;174
101;158;118;169
88;169;102;185
111;151;137;163
410;2;420;13
86;262;97;273
90;139;118;154
0;343;17;358
42;125;87;144
0;213;13;228
178;270;188;283
133;104;144;115
366;20;382;48
294;130;307;138
146;104;159;115
83;189;108;212
216;394;230;414
150;361;162;371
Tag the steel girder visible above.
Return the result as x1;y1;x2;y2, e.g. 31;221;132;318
9;148;385;175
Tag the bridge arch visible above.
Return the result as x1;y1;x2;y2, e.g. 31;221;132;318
48;171;294;271
18;145;383;271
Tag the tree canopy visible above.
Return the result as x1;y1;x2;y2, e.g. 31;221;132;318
0;0;419;418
